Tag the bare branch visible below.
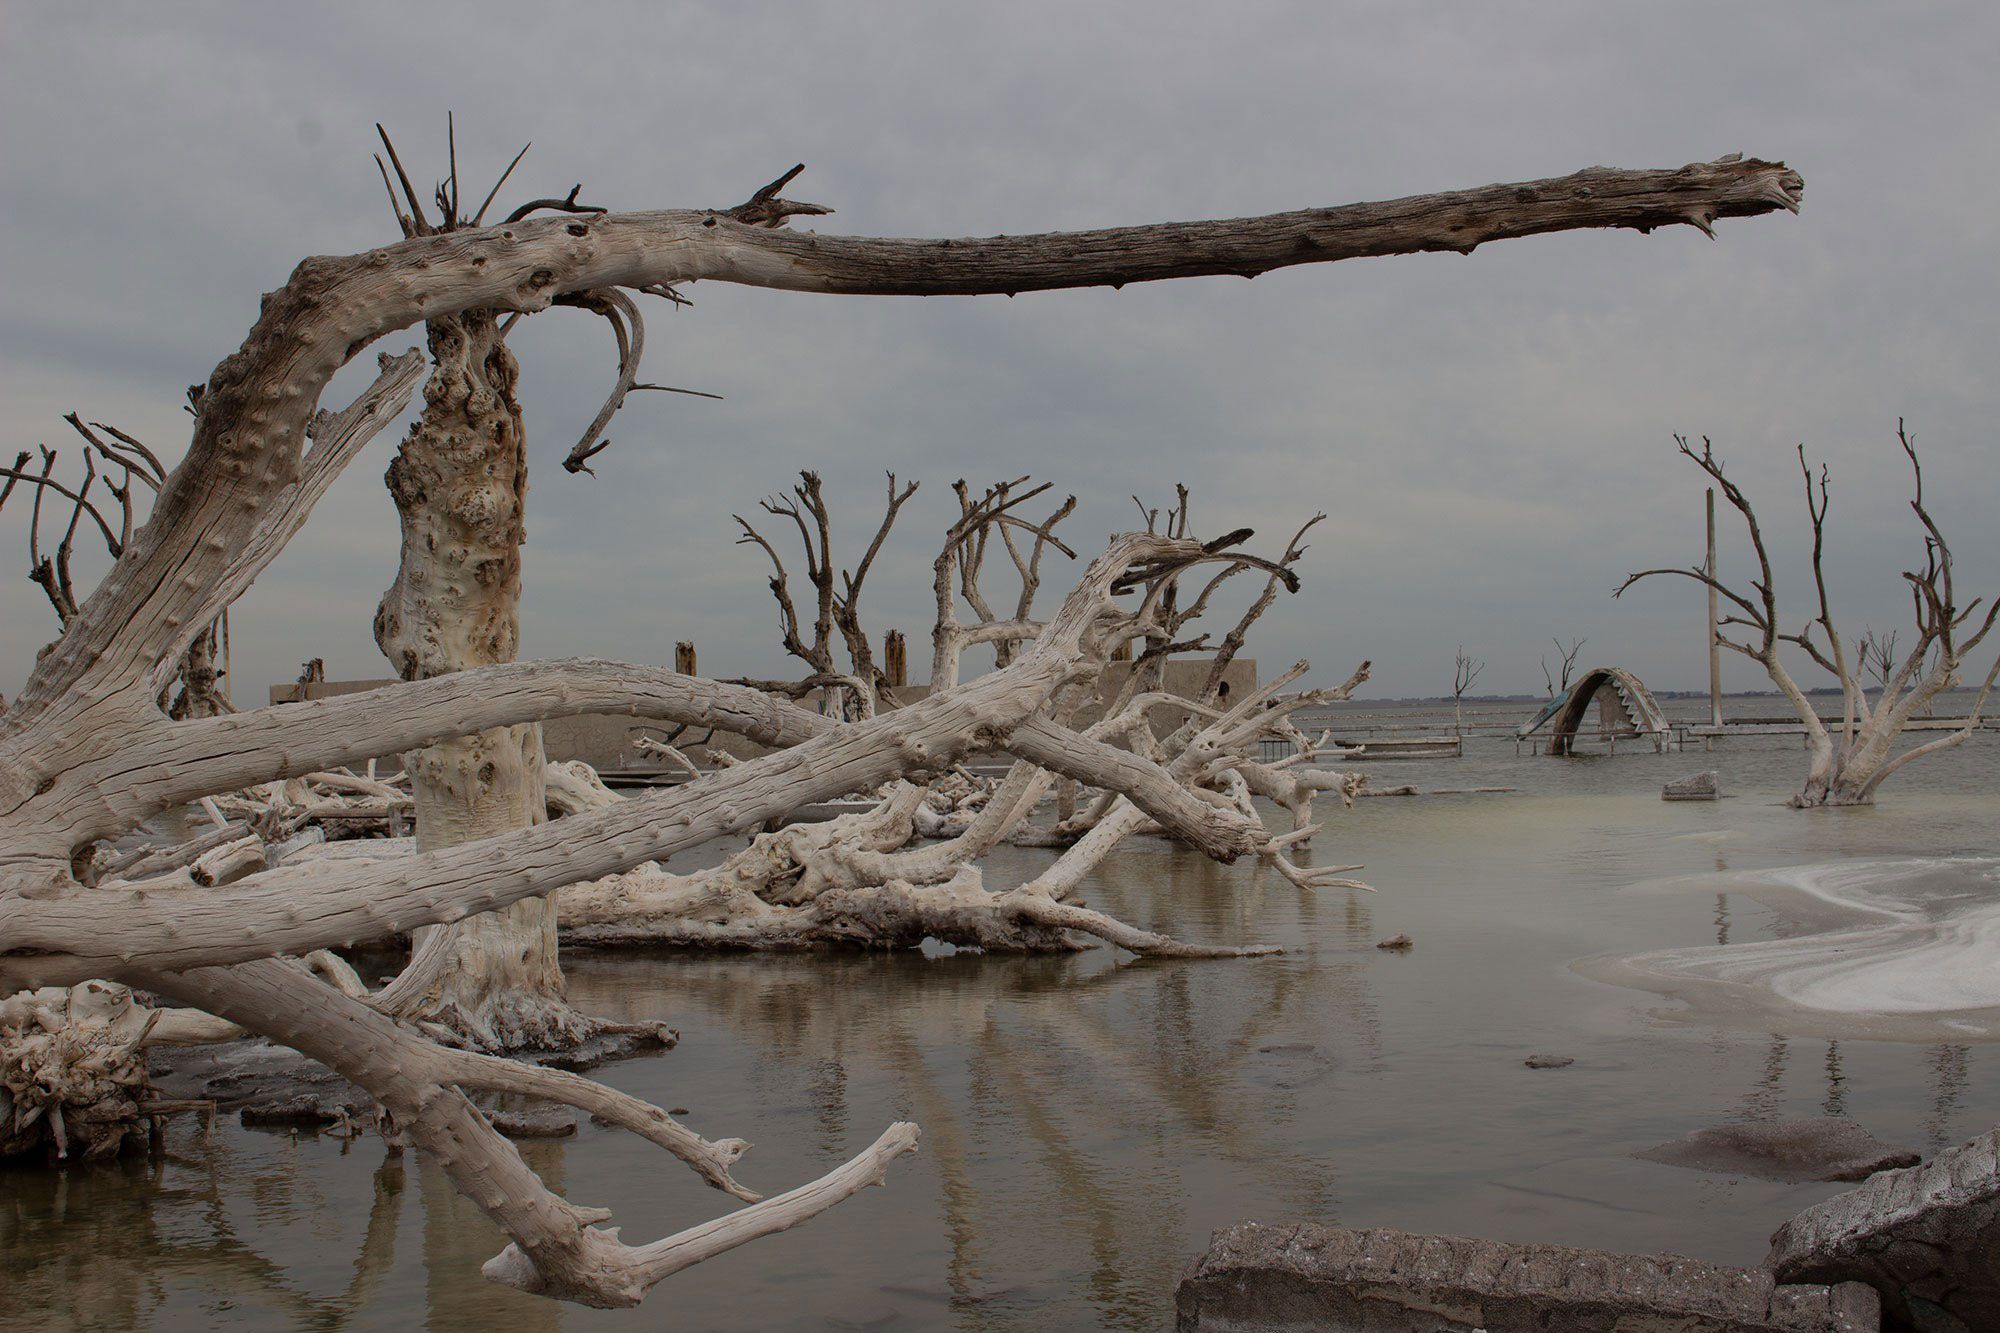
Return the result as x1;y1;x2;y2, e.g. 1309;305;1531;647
469;142;532;227
725;163;834;228
501;183;606;226
375;123;431;236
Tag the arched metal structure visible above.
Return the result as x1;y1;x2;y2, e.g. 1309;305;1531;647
1518;666;1670;755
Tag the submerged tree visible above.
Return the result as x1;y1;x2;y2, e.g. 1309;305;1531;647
1619;425;1999;806
1451;645;1484;735
0;148;1800;1304
1541;636;1586;699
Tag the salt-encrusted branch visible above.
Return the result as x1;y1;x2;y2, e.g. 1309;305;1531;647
560;288;645;475
443;1046;757;1200
78;662;831;840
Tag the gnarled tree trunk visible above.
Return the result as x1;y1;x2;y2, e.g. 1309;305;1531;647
368;310;599;1051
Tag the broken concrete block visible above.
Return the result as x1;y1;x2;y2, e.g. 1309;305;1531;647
1178;1221;1879;1331
1638;1117;1920;1183
1769;1127;2000;1331
1664;770;1721;800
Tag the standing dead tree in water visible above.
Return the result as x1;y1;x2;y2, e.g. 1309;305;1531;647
0;149;1799;1304
360;127;675;1056
1541;636;1586;698
1452;645;1485;734
1619;425;1999;806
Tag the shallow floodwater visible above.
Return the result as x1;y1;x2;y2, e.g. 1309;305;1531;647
4;697;1997;1330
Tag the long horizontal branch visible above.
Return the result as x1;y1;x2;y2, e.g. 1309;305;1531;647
9;154;1799;731
139;659;836;825
696;156;1801;294
1618;564;1766;628
4;673;1049;986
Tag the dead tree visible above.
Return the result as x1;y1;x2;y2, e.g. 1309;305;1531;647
1858;629;1902;696
928;478;1078;684
1452;646;1485;734
1541;636;1586;698
1619;425;1999;806
356;126;683;1054
0;148;1799;1303
883;630;907;688
731;469;920;716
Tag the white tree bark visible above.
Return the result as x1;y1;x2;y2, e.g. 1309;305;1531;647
557;656;1372;953
366;307;602;1051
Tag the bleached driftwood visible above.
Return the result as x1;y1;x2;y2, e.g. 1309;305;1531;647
0;149;1800;1302
208;770;414;840
561;654;1373;953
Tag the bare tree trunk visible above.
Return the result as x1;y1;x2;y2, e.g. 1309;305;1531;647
368;310;587;1051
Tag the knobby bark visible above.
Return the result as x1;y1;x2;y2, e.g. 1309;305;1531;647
365;309;618;1052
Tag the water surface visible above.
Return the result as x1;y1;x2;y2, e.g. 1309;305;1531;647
3;698;1996;1329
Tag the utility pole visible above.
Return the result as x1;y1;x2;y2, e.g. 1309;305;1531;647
1706;487;1722;726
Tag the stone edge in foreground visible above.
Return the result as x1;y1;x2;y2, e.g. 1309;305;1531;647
1178;1222;1879;1331
1769;1127;2000;1329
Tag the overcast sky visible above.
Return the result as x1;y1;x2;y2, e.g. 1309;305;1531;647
4;3;1996;702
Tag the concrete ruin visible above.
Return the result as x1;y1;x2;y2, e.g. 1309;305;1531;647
1177;1222;1880;1331
1663;770;1722;801
1516;665;1672;756
1769;1127;2000;1332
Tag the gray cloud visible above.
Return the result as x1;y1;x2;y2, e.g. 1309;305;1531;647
4;1;1996;702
